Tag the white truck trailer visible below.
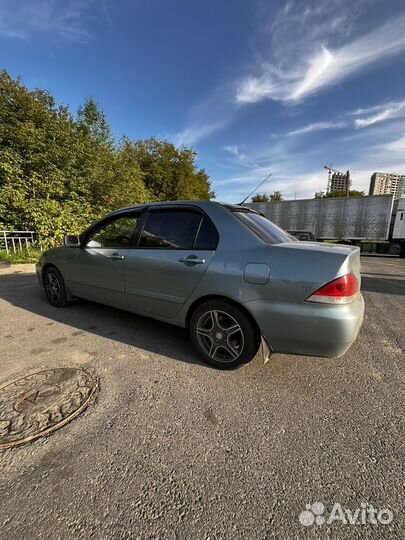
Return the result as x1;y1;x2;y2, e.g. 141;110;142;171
247;195;405;257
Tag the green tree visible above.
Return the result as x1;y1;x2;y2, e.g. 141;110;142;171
131;137;214;201
315;190;365;198
0;70;213;248
0;71;97;245
77;97;112;145
251;193;271;202
270;190;283;201
314;191;325;199
251;190;283;202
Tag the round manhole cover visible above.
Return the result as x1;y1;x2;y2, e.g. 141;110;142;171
0;368;97;449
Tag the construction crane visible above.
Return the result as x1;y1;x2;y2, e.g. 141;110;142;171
324;164;340;192
324;164;350;195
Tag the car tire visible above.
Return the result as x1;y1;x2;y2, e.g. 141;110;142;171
44;267;70;307
189;299;259;369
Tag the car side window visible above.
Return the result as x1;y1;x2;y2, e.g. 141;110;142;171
86;216;138;248
194;217;219;250
139;211;202;249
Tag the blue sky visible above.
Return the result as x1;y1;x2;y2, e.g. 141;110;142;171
1;0;404;202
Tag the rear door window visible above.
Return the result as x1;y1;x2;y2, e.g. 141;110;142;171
194;217;219;250
139;210;202;249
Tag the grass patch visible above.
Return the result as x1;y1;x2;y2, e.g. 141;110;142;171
0;246;42;264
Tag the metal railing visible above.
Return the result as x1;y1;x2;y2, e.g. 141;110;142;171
0;231;38;253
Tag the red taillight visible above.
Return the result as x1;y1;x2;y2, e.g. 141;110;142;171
306;273;359;304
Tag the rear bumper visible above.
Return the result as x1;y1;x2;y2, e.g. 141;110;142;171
245;294;364;358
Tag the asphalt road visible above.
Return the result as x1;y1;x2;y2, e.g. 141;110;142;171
0;256;404;540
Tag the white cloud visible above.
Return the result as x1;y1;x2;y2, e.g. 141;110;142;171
223;144;244;157
354;101;405;128
368;134;405;166
172;83;236;147
236;15;405;104
213;120;405;202
214;169;329;202
380;135;405;156
285;121;347;137
349;103;393;116
0;0;105;41
173;2;404;150
279;100;405;138
222;144;262;170
174;121;227;146
224;144;247;162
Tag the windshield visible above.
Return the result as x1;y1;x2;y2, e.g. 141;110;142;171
234;211;297;245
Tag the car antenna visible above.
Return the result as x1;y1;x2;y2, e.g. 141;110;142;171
239;172;272;205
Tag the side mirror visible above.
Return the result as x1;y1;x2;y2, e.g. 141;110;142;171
64;234;81;247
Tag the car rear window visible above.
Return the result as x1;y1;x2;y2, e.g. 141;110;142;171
233;211;296;244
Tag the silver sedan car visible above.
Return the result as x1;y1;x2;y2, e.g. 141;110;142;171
36;201;364;369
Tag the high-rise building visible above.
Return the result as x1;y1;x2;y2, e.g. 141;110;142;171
330;170;351;194
369;172;405;199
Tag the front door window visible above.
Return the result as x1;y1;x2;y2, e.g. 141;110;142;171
86;216;138;248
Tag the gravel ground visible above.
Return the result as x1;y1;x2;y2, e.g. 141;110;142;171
0;256;404;540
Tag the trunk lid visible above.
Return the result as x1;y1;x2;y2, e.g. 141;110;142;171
263;242;361;303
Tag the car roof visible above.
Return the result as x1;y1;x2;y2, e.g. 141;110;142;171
82;200;259;238
107;200;254;217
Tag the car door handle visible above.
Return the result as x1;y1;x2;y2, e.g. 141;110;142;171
178;256;205;265
108;253;125;261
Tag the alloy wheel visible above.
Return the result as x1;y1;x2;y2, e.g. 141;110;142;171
196;309;244;363
45;272;61;304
